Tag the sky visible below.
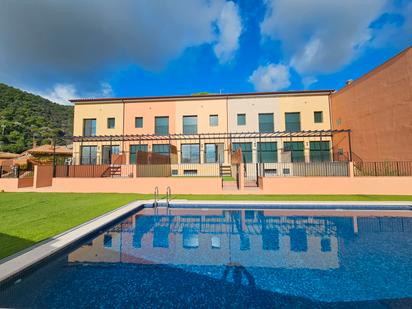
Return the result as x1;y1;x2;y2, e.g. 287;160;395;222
0;0;411;105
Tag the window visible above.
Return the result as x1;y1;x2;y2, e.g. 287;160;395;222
205;143;224;163
314;111;323;123
257;142;278;163
237;113;246;126
102;145;119;164
262;228;279;251
107;117;115;129
155;116;169;136
290;228;308;252
183;116;197;134
285;112;301;132
129;144;148;164
80;146;97;165
103;235;112;248
209;114;218;127
153;144;170;157
310;141;331;162
259;113;274;133
135;117;143;128
83;119;96;136
181;144;200;163
321;238;331;252
153;227;169;248
284;141;304;162
232;143;253;163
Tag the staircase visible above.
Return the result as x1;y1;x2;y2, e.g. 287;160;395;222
219;164;232;177
102;165;122;177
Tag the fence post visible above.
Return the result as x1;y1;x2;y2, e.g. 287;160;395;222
348;161;354;177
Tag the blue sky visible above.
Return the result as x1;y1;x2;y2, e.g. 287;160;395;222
0;0;411;104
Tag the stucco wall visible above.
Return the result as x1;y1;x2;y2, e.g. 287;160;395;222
73;101;124;136
259;176;412;195
331;47;412;161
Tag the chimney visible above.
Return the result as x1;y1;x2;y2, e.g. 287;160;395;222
32;137;37;148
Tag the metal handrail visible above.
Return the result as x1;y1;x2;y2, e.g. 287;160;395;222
166;186;171;208
153;186;159;208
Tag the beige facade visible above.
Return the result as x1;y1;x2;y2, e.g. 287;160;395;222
71;90;334;167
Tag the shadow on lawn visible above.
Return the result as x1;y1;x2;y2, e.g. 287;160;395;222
0;233;36;260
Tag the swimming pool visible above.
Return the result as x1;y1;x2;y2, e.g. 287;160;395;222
1;205;412;308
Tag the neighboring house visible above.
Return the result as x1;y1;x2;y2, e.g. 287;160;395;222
70;90;339;171
26;144;73;164
331;46;412;162
0;151;19;165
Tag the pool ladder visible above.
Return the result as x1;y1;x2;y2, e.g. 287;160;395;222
153;186;171;209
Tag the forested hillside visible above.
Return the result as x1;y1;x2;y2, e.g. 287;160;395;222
0;83;73;153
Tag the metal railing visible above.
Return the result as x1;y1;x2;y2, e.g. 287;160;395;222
136;163;220;177
252;162;349;178
354;161;412;176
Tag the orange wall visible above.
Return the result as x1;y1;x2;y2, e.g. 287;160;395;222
259;177;412;195
124;100;176;135
3;176;412;195
331;47;412;161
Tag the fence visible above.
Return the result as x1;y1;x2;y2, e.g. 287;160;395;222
0;164;34;179
54;164;135;178
354;161;412;176
255;162;349;178
54;163;221;178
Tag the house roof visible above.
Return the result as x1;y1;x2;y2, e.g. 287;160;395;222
27;144;73;155
0;151;20;159
70;89;334;103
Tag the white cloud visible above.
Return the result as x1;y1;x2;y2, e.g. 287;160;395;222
214;1;242;63
302;76;318;89
371;2;412;49
249;64;291;91
30;82;114;105
0;0;242;82
261;0;387;75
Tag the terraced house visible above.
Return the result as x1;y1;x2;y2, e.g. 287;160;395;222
69;90;350;184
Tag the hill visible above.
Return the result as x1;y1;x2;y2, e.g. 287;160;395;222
0;83;73;153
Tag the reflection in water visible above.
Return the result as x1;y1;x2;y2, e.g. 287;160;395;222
2;209;412;308
70;210;341;269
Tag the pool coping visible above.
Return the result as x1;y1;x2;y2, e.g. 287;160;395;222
0;200;146;284
1;199;410;284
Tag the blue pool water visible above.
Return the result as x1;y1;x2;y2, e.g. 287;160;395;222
1;206;412;308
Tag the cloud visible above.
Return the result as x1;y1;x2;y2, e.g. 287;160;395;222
214;1;242;63
29;82;114;105
249;64;291;91
302;76;318;89
0;0;242;96
260;0;387;75
371;2;412;49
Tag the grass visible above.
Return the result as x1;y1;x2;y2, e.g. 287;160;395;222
1;192;411;259
0;192;139;260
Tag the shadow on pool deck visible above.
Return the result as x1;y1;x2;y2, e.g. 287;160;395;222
0;233;36;260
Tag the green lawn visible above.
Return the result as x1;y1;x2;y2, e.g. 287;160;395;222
1;192;411;260
0;192;140;260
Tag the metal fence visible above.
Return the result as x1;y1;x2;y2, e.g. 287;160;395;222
0;164;34;179
54;163;221;178
54;164;135;178
251;162;349;178
354;161;412;176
